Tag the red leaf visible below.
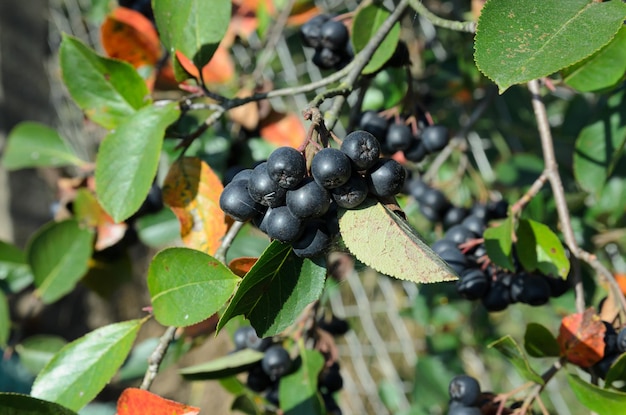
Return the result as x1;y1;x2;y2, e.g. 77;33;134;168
116;388;200;415
101;7;162;68
228;257;258;277
557;307;606;368
259;110;306;148
175;46;235;84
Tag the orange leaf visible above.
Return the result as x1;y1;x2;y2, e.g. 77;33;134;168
228;89;259;130
74;188;127;251
116;388;200;415
557;307;606;368
229;257;258;277
101;7;162;68
175;46;234;84
162;157;227;255
616;273;626;296
259;110;306;148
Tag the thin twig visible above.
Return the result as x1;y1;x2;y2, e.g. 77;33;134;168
407;0;476;33
139;326;178;390
214;220;246;264
518;357;564;414
510;173;548;214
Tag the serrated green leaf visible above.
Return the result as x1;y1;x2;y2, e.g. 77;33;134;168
147;247;239;327
474;0;626;93
153;0;231;71
0;241;33;293
524;323;560;358
517;219;570;278
279;346;325;415
605;353;626;388
351;3;401;74
573;90;626;197
563;25;626;93
0;393;78;415
15;335;67;376
31;319;143;411
339;199;457;283
59;35;150;129
488;335;544;384
568;373;626;415
95;102;180;223
26;220;94;304
180;348;265;380
483;216;515;271
0;291;8;347
217;241;327;337
2;122;87;170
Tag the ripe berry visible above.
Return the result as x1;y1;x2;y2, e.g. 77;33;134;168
247;162;287;207
311;148;352;189
359;111;388;142
300;14;330;48
443;207;469;229
340;130;381;170
481;279;511;312
444;225;475;245
470;203;490;221
261;345;292;380
292;221;331;258
331;174;368;208
247;364;272;392
220;180;265;222
545;275;570;298
319;363;343;394
617;327;626;353
233;326;255;350
449;374;481;406
318;315;350;336
286;178;331;218
420;187;450;214
461;215;485;237
313;47;343;70
367;159;406;198
404;140;427;163
438;247;468;275
421;125;449;153
320;20;349;51
267;147;306;189
511;273;550;306
264;206;303;243
242;327;272;351
386;123;413;152
447;404;482;415
457;269;489;300
432;239;460;256
406;178;429;201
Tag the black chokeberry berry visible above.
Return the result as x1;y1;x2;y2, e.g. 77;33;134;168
461;215;485;237
247;364;272;392
457;269;489;300
420;187;450;214
617;327;626;353
404;140;427;163
313;47;343;70
432;239;460;256
331;174;368;209
248;162;287;207
443;206;469;229
406;178;429;201
261;345;292;380
367;159;406;198
445;225;475;245
421;125;449;153
267;147;306;189
292;221;331;258
311;148;352;189
286;178;331;219
448;374;481;406
514;273;551;306
359;111;388;142
233;326;255;350
438;247;468;275
319;363;343;394
264;206;303;243
220;180;265;222
482;279;511;312
300;14;330;48
320;20;349;51
386;123;413;152
340;130;381;171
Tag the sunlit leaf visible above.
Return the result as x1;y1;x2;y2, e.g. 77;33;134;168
351;2;401;74
568;374;626;415
15;335;67;376
162;157;227;255
557;308;606;368
483;216;515;272
488;335;544;384
516;219;570;278
116;388;200;415
31;319;144;411
279;345;325;415
338;199;457;283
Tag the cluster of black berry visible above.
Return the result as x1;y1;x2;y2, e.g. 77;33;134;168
219;131;406;258
300;15;353;70
446;375;483;415
358;111;450;162
591;322;626;379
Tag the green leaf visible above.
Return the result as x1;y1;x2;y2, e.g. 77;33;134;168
147;247;239;327
474;0;626;93
573;90;626;197
217;241;327;337
563;25;626;93
31;319;143;411
523;323;559;358
362;67;409;111
488;335;544;384
339;199;457;283
95;102;180;223
279;345;325;415
26;220;94;304
483;216;515;272
0;291;8;347
351;2;401;74
568;373;626;415
412;356;453;411
180;348;265;380
0;241;33;293
605;353;626;388
2;122;87;170
0;393;78;415
59;35;150;129
15;335;67;376
135;208;181;248
153;0;231;71
516;219;570;278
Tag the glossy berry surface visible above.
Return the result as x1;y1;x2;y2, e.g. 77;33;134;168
311;148;352;189
247;162;287;207
359;111;388;142
447;405;482;415
443;207;469;229
320;20;349;51
246;364;272;392
367;158;406;197
439;247;468;275
286;178;331;218
421;125;449;153
220;180;265;222
313;47;343;70
233;326;255;350
300;14;330;48
261;345;292;380
267;146;306;189
457;269;489;300
448;374;481;406
513;273;550;306
461;215;485;236
481;279;511;312
331;174;368;208
340;130;381;170
404;140;427;162
264;206;303;243
292;221;331;258
386;123;413;152
444;225;475;245
420;187;450;213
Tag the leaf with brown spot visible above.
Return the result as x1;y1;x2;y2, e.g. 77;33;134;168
229;257;258;277
557;308;606;368
116;388;200;415
259;110;306;148
162;157;227;255
101;7;162;68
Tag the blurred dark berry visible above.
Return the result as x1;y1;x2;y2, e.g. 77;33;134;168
449;374;481;406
